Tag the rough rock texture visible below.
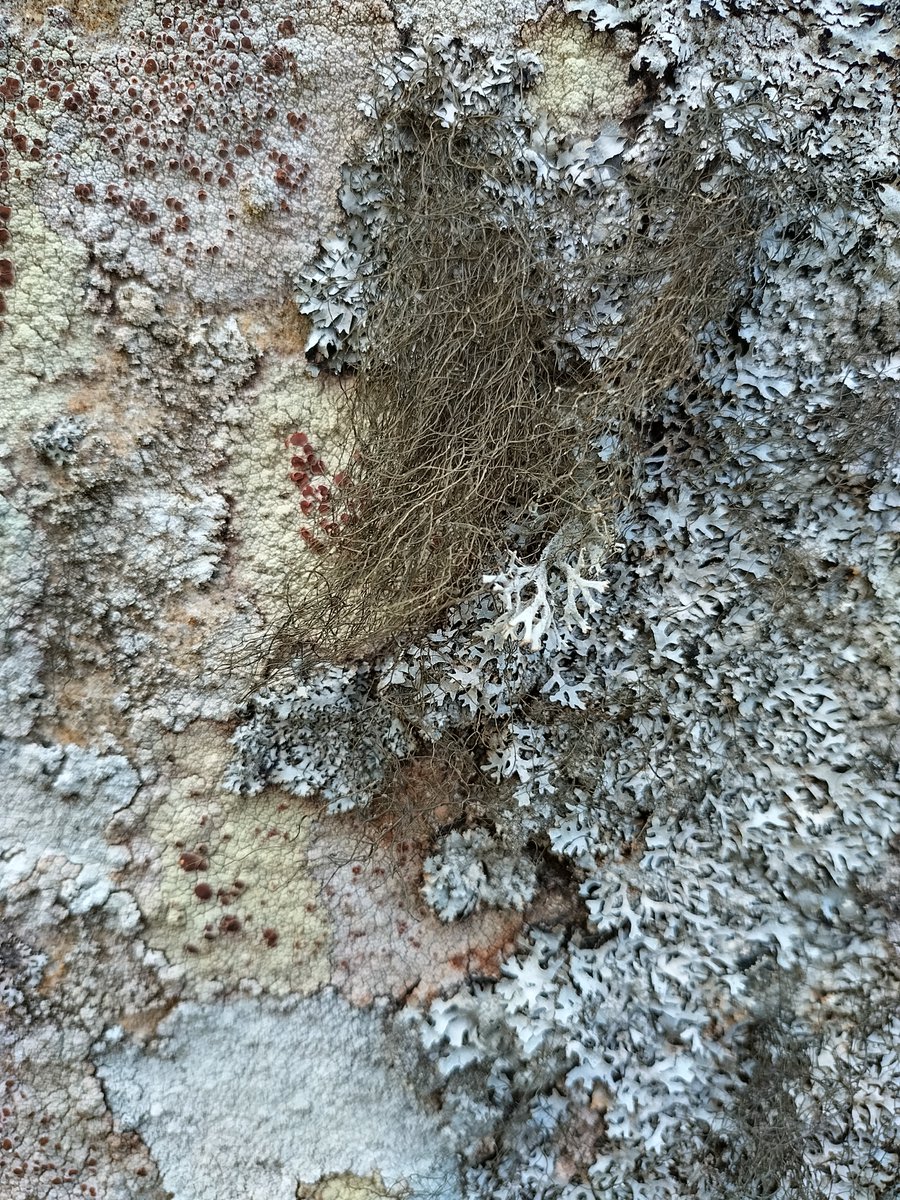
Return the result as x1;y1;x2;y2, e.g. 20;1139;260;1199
1;2;899;1199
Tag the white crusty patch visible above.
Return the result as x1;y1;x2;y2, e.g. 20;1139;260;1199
95;991;462;1200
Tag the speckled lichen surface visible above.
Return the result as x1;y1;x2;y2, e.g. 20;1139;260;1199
1;2;899;1198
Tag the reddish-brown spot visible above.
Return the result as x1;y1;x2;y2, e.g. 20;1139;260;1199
262;927;278;948
194;882;213;900
178;851;208;871
219;915;241;934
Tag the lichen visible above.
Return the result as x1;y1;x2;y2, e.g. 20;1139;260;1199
223;360;341;643
137;725;331;997
297;1173;406;1200
0;206;98;436
422;829;537;923
0;741;139;908
230;17;900;1199
95;992;462;1200
2;2;899;1198
521;8;643;133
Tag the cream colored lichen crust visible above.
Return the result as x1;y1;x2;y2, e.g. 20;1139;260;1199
297;1172;406;1200
521;9;642;134
225;327;344;635
139;725;331;997
0;204;99;438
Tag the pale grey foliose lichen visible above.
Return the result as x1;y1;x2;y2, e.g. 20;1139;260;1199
228;14;900;1200
422;828;538;922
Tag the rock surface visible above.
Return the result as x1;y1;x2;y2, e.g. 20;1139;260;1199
1;2;898;1199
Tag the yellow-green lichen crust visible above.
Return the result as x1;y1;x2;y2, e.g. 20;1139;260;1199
140;726;331;996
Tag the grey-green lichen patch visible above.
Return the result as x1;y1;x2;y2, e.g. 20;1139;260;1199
138;725;330;997
0;475;45;738
94;991;463;1200
0;206;100;438
239;23;900;1199
0;740;139;914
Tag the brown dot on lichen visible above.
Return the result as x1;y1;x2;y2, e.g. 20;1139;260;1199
178;851;208;871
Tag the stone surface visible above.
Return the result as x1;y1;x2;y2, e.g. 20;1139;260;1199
2;1;898;1198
